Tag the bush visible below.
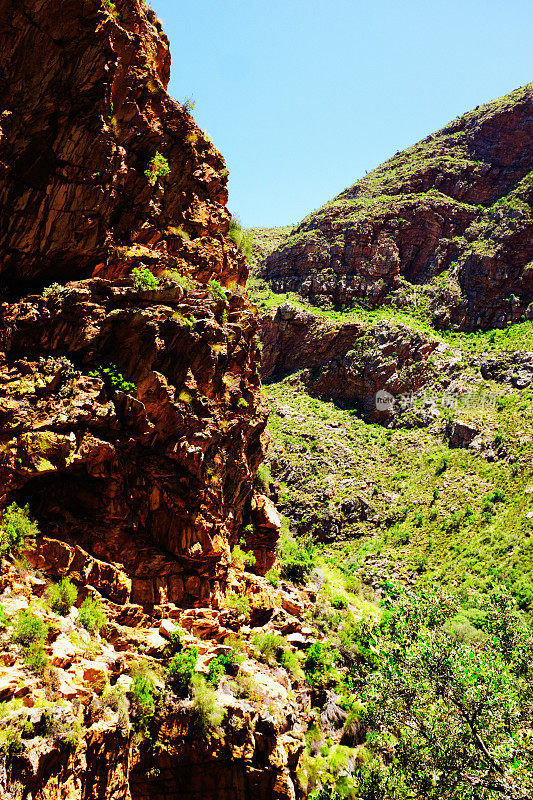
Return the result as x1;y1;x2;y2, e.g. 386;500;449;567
89;363;135;394
0;503;38;559
278;534;316;583
78;595;107;633
167;647;198;697
165;626;185;656
190;674;225;734
24;641;48;673
207;649;243;685
0;605;9;630
253;632;286;665
226;592;251;619
45;577;77;616
132;267;159;290
254;462;272;493
228;217;253;262
208;279;228;302
130;660;157;723
304;642;338;685
101;684;130;736
162;269;194;290
266;568;280;587
12;610;48;673
12;610;47;647
144;151;171;185
231;542;256;570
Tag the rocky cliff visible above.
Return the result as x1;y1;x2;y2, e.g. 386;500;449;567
0;1;307;797
258;84;533;330
0;0;277;606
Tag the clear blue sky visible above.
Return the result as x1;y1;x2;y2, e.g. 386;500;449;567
150;0;532;228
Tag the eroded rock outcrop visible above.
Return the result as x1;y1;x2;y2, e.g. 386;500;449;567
258;84;533;330
261;302;438;422
0;0;276;604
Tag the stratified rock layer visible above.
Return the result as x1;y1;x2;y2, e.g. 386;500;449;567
261;302;437;422
260;84;533;330
0;0;275;604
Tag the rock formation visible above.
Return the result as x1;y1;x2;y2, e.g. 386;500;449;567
0;2;303;796
261;302;437;422
259;84;533;330
0;0;277;607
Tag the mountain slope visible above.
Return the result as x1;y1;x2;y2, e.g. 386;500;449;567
258;84;533;330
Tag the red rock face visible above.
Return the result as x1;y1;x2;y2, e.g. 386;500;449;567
261;84;533;330
0;0;274;605
0;0;236;288
261;303;437;423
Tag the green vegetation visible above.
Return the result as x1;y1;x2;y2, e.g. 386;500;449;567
45;577;77;616
228;217;253;261
89;363;136;394
129;660;158;728
144;151;171;185
190;674;225;734
265;568;280;587
349;586;533;799
206;648;243;685
264;375;533;604
226;591;251;619
278;533;316;583
78;595;107;633
131;267;159;290
208;278;228;302
42;282;64;297
231;541;256;570
0;503;38;559
102;0;118;19
12;610;48;673
162;269;194;289
167;647;198;696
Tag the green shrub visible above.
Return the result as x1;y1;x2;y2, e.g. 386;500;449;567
144;151;171;185
303;642;338;685
165;626;185;656
78;595;107;633
343;575;361;594
226;592;251;619
435;454;449;475
0;605;9;630
231;542;256;570
45;577;77;616
12;610;47;647
24;641;48;673
254;462;272;493
0;503;38;559
228;217;253;262
101;684;130;735
206;648;243;685
132;267;159;290
266;568;280;587
12;610;48;673
130;660;157;723
162;269;194;289
167;647;198;697
278;534;316;583
190;674;225;734
89;363;135;394
252;632;286;665
102;0;118;19
280;647;304;680
42;282;63;297
208;279;228;303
